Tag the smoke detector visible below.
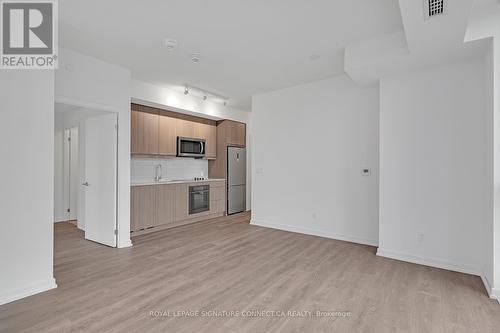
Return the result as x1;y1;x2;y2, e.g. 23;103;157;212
162;38;178;50
424;0;446;19
191;53;201;63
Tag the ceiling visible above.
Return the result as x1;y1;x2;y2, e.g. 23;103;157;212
345;0;494;85
59;0;403;111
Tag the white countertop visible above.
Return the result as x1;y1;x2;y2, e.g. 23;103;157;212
131;179;226;187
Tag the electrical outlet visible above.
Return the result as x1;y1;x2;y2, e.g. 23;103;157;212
256;167;264;174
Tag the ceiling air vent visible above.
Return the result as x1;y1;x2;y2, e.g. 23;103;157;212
424;0;446;19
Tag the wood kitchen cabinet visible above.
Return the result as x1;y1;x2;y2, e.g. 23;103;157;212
158;115;177;156
131;185;157;232
157;184;176;225
225;120;246;147
208;120;246;179
131;184;176;232
173;184;189;222
196;123;217;159
175;118;196;138
131;110;159;155
130;180;226;236
131;104;217;159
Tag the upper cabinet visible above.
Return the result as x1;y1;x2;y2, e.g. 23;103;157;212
131;110;159;155
208;120;246;179
225;121;246;146
131;104;217;159
196;123;217;158
176;118;196;138
217;120;246;147
158;115;177;156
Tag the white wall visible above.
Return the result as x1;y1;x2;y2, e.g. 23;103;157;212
56;48;132;248
464;3;500;297
251;75;379;246
484;42;495;291
378;58;486;275
0;71;57;305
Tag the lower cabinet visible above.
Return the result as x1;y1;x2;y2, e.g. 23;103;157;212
130;185;157;231
157;184;175;225
131;180;226;234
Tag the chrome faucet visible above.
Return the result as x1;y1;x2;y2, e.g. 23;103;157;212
154;164;162;182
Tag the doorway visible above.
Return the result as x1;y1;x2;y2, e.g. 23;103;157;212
54;103;118;247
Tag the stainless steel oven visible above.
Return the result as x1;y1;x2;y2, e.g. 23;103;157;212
177;137;205;158
189;185;210;214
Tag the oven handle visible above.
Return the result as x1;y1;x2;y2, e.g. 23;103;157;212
191;191;209;195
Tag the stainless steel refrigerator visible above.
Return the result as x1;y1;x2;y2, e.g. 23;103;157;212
227;147;246;215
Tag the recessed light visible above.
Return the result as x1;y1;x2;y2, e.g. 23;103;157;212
162;38;178;50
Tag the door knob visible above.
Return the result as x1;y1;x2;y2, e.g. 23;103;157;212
82;182;89;186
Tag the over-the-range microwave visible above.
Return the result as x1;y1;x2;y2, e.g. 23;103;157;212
177;136;205;158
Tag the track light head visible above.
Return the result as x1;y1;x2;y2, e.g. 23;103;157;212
184;87;189;95
203;95;207;101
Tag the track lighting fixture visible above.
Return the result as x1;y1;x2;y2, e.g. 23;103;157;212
183;85;229;106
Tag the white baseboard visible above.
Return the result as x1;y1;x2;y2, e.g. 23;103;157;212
118;239;133;248
0;277;57;306
481;275;500;304
376;248;480;276
481;274;493;296
250;219;378;247
491;288;500;302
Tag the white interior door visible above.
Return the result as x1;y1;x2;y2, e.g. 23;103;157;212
83;113;117;247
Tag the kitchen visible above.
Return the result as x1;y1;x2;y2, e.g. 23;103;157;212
130;103;247;236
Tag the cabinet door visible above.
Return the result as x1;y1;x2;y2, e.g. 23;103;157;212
176;118;196;139
174;184;189;222
205;125;217;159
226;121;246;147
210;186;225;201
157;184;175;225
131;186;157;231
158;115;177;156
131;111;159;155
195;123;217;159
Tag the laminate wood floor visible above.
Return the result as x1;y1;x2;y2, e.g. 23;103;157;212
2;212;500;333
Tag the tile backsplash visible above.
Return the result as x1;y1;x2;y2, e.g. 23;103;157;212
131;157;208;183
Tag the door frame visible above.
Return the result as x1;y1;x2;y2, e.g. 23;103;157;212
55;96;125;248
